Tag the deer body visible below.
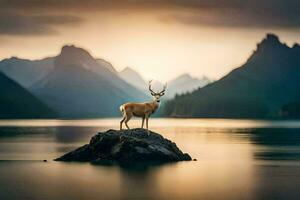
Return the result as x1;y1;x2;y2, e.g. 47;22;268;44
120;102;158;118
120;81;166;132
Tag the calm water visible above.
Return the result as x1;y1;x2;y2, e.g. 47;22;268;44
0;118;300;200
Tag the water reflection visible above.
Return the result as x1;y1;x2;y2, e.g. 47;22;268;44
242;128;300;161
53;126;100;143
118;165;163;200
245;128;300;146
0;119;299;200
1;121;300;162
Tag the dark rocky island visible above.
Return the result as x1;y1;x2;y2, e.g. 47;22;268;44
55;128;192;165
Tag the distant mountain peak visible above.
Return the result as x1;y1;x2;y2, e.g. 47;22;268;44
169;73;194;85
256;33;288;51
9;56;20;60
248;33;290;63
61;44;84;52
1;56;27;63
166;73;211;98
56;45;96;69
60;45;92;58
119;67;147;91
200;75;211;81
122;66;135;73
170;73;210;84
265;33;280;42
120;66;143;78
176;73;192;80
121;67;144;76
96;58;116;73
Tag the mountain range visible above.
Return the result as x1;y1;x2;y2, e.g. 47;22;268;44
0;72;56;119
163;34;300;118
119;67;148;92
167;74;211;98
29;45;147;118
0;47;210;118
118;67;211;98
0;46;148;118
1;33;299;119
0;56;54;88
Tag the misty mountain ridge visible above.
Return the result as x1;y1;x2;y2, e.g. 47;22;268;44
97;58;117;74
118;67;211;98
2;33;298;119
0;45;211;101
31;45;147;118
0;56;54;88
167;73;211;98
0;71;56;119
163;33;300;118
119;67;148;92
0;44;212;118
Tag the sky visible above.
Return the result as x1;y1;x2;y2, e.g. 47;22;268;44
0;0;300;82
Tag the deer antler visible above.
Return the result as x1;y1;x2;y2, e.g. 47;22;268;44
159;83;167;95
148;80;156;94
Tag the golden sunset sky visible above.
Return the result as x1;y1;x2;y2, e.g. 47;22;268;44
1;0;300;81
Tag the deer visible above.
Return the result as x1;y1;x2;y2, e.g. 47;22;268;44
119;80;167;133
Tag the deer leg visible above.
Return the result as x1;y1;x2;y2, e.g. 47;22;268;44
141;117;145;129
120;116;126;130
145;115;150;135
124;114;132;129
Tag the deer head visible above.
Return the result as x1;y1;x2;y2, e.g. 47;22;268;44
148;80;167;103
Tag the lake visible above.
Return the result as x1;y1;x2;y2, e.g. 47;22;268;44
0;118;300;200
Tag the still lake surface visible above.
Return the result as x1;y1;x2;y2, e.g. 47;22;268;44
0;118;300;200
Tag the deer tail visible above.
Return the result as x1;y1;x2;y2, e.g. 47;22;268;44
119;105;125;114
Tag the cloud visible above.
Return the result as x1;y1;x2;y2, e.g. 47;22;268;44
0;0;300;33
0;12;83;36
161;6;300;28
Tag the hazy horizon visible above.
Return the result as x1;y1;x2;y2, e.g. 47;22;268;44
1;0;300;81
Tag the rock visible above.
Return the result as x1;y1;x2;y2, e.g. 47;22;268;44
55;128;192;165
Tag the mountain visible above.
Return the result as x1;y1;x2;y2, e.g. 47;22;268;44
0;56;54;88
97;59;117;74
0;53;120;90
31;45;147;118
119;67;148;92
166;74;211;98
163;33;300;118
118;67;211;98
0;72;56;119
